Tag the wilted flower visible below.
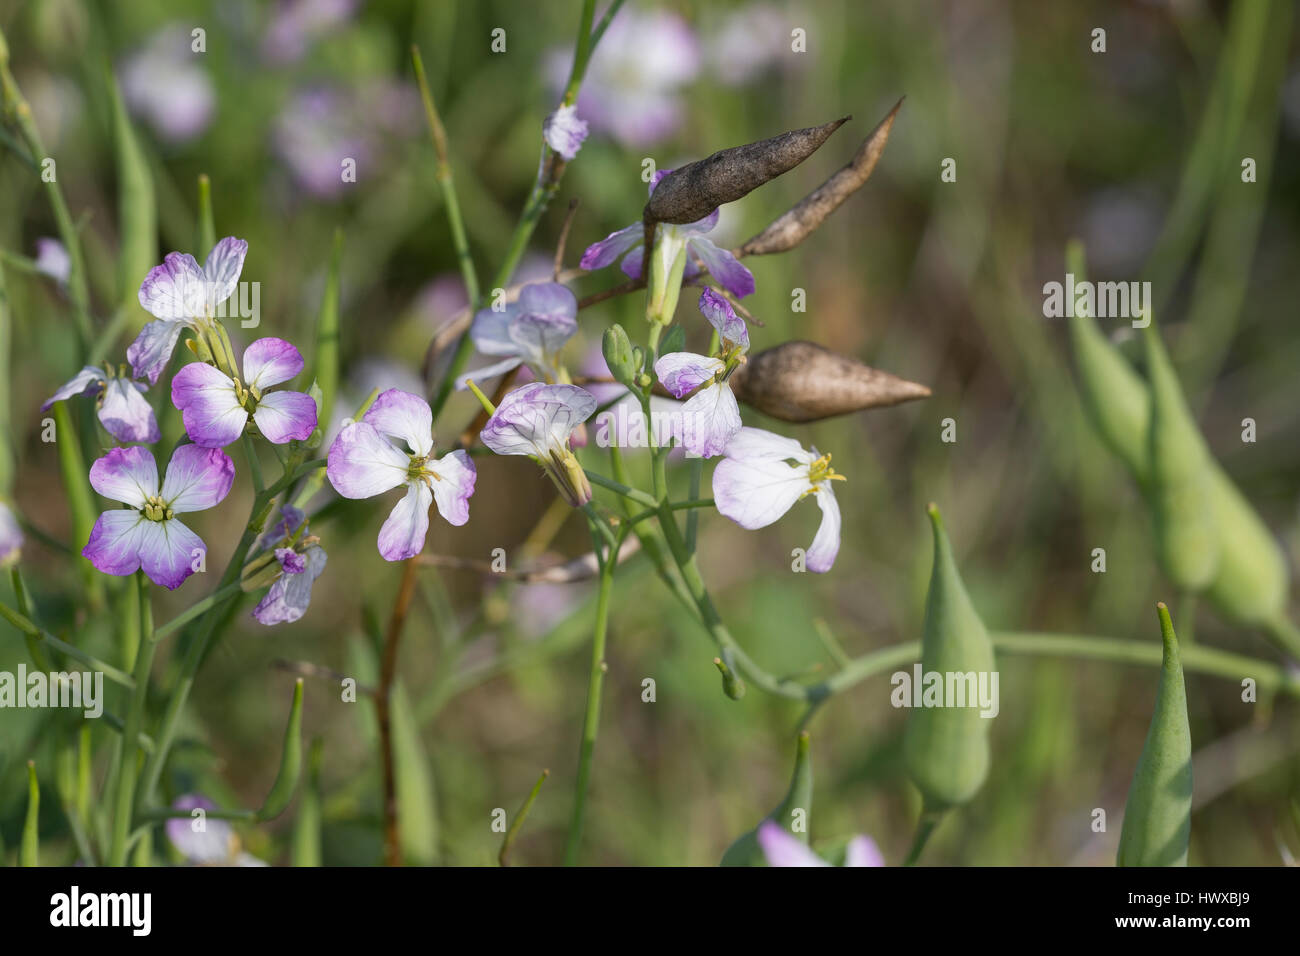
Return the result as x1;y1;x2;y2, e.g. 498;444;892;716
581;170;754;322
249;506;328;625
712;427;843;572
327;389;476;561
166;794;267;866
652;289;748;457
548;9;700;147
171;337;317;448
119;26;215;142
33;238;70;285
757;821;883;867
130;237;248;385
543;103;588;161
456;282;578;387
479;382;596;508
83;445;235;590
0;501;22;567
42;365;160;444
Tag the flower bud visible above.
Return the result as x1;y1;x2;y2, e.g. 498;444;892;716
903;505;995;809
713;655;746;700
1203;464;1289;627
601;324;637;387
721;732;813;866
728;340;930;422
240;549;282;592
544;448;592;509
1143;326;1219;590
1117;604;1192;867
644;118;848;226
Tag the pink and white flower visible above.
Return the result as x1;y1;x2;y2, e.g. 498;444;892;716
457;282;578;387
712;427;843;572
652;289;749;458
326;389;476;561
171;337;317;448
479;383;596;508
83;445;235;590
543;103;589;161
757;821;884;867
129;237;249;384
42;366;160;444
0;501;22;567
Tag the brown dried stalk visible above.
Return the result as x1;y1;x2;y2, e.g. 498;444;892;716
417;535;641;582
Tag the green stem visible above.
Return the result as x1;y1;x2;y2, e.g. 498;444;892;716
563;527;618;865
108;573;153;866
0;599;135;688
586;469;657;508
152;582;244;641
903;809;944;866
243;433;265;495
500;769;550;867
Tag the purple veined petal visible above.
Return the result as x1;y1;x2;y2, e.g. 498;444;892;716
97;379;161;444
430;449;476;527
326;421;410;499
276;547;308;575
274;504;307;537
806;484;841;574
654;352;723;399
89;446;159;508
41;366;104;411
517;282;578;323
756;821;828;867
138;252;205;321
82;510;150;577
138;517;205;590
166;795;234;864
676;383;742;458
689;238;755;302
201;237;248;310
362;388;434;458
253;390;318;444
579;222;642;271
160;445;236;514
721;426;812;463
480;382;597;457
712;454;808;530
455;356;524;390
680;207;720;234
0;502;22;565
542;103;588;160
171;362;247;449
843;835;885;867
377;480;432;561
127;318;188;385
242;337;304;390
253;545;327;626
469;304;522;356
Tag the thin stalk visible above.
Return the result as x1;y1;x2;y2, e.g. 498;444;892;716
108;573;153;866
500;769;550;867
563;525;618;865
377;558;421;866
0;599;135;688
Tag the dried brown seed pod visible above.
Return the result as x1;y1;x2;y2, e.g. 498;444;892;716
728;340;930;422
738;99;902;258
643;117;849;226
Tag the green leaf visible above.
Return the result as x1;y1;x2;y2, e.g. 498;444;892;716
902;505;995;809
1117;604;1192;867
290;739;323;867
256;679;304;821
107;68;157;328
391;683;438;865
310;229;343;432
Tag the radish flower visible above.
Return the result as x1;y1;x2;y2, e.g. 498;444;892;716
247;505;328;625
83;444;235;590
456;282;578;387
712;427;843;572
652;288;748;457
171;337;317;448
326;389;476;561
757;821;883;867
129;237;248;384
43;366;160;444
543;104;588;161
480;382;596;508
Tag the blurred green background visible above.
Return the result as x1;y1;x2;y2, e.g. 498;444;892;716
1;0;1298;865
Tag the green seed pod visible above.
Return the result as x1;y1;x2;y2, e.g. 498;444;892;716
21;760;38;867
602;324;637;387
1202;463;1288;626
721;731;813;866
903;505;995;809
645;118;848;226
256;679;304;821
1143;326;1219;591
1065;243;1151;485
1117;603;1192;867
392;683;438;864
713;655;746;700
290;739;324;867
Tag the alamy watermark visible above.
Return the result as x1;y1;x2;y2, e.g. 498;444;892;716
0;665;103;718
890;664;999;718
1043;272;1150;328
